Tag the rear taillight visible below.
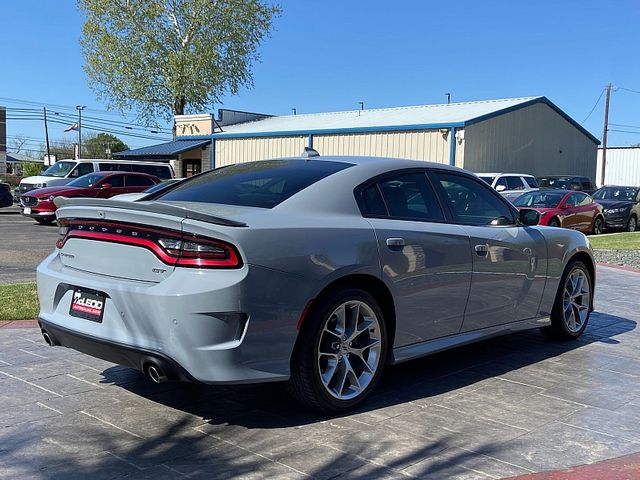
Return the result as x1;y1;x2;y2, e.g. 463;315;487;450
56;219;241;268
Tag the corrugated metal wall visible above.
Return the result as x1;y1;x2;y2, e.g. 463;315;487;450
312;130;451;164
462;103;597;178
215;136;307;167
596;148;640;187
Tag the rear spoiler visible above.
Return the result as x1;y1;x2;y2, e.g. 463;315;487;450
53;197;247;227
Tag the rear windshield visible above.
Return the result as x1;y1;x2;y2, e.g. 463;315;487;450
478;176;495;185
514;191;566;208
156;160;352;208
537;177;569;189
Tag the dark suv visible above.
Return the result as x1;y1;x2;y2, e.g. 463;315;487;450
537;176;596;195
0;182;14;208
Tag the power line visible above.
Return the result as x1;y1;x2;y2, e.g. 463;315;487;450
581;87;606;124
618;87;640;95
609;129;640;135
609;123;640;130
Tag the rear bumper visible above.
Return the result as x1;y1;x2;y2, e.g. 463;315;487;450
39;319;197;382
36;252;306;384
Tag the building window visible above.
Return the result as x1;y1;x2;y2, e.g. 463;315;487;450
182;159;202;177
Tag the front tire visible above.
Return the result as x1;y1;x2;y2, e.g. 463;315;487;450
627;215;637;233
592;216;604;235
288;288;387;412
548;218;561;228
542;260;592;340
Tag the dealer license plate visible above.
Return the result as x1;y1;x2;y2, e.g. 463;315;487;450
69;289;106;322
23;207;31;214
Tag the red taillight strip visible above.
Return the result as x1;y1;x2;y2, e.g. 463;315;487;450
57;220;242;268
62;230;179;265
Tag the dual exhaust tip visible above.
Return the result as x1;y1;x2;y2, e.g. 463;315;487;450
41;329;170;385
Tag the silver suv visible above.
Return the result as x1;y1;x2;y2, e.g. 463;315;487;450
477;173;539;202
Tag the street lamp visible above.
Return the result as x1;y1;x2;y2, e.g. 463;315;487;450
76;105;86;158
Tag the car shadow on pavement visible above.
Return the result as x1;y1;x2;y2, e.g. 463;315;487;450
103;311;636;430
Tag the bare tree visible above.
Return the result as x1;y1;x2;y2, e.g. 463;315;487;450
10;135;28;154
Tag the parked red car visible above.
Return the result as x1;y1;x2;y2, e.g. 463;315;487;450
513;189;605;234
20;171;160;224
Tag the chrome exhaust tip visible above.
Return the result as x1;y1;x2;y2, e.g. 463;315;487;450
147;364;168;384
42;331;53;346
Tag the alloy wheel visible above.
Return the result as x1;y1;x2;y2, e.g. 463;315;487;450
562;269;590;334
628;216;637;233
317;300;382;400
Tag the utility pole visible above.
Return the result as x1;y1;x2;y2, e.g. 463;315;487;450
76;105;86;159
43;107;51;163
600;83;612;186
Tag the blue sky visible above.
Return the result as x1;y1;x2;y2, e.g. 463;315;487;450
2;0;640;155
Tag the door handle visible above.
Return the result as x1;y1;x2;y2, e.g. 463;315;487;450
474;244;489;256
386;238;405;249
523;247;533;257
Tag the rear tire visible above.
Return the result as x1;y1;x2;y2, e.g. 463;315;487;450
548;218;561;228
592;216;604;235
34;217;54;225
288;288;387;412
627;215;637;233
541;260;592;340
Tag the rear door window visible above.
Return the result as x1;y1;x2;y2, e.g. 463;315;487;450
131;164;173;179
364;172;444;221
505;176;525;190
126;175;155;187
104;175;125;187
523;176;538;188
99;163;132;172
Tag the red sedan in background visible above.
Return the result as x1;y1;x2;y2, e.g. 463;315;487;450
20;171;160;224
513;189;605;234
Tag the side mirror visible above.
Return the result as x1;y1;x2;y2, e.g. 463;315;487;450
561;203;571;209
100;183;112;189
495;184;507;192
519;208;540;226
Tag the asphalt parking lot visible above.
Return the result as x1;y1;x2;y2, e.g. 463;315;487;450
0;209;58;284
0;264;638;479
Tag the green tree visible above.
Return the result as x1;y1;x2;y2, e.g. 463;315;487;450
79;0;281;124
38;139;76;161
22;162;44;177
83;133;129;158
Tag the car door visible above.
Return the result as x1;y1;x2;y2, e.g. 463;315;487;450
572;193;596;232
560;193;581;229
124;174;155;193
357;170;473;346
431;171;547;332
96;175;127;198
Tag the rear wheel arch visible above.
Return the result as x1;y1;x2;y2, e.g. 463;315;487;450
566;251;595;310
300;274;396;360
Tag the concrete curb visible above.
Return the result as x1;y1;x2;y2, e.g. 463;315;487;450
507;451;640;479
597;262;640;274
0;320;39;328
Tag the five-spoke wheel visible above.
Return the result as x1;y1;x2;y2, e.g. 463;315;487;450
543;260;592;340
289;288;387;412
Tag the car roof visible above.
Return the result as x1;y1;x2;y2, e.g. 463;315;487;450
476;172;534;177
94;171;156;177
600;185;639;189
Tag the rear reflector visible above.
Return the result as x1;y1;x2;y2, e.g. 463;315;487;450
57;219;241;268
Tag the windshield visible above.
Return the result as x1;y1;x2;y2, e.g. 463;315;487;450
42;161;76;178
514;191;566;208
156;160;352;208
478;176;495;185
593;187;638;201
537;177;569;189
67;173;105;188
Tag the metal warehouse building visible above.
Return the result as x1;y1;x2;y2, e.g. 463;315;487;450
597;146;640;186
117;97;599;179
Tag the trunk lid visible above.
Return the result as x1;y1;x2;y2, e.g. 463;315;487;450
54;198;251;283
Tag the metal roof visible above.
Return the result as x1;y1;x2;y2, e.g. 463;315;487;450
217;97;538;134
209;96;598;144
114;139;211;159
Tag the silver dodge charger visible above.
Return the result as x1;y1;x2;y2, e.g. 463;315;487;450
37;155;595;412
